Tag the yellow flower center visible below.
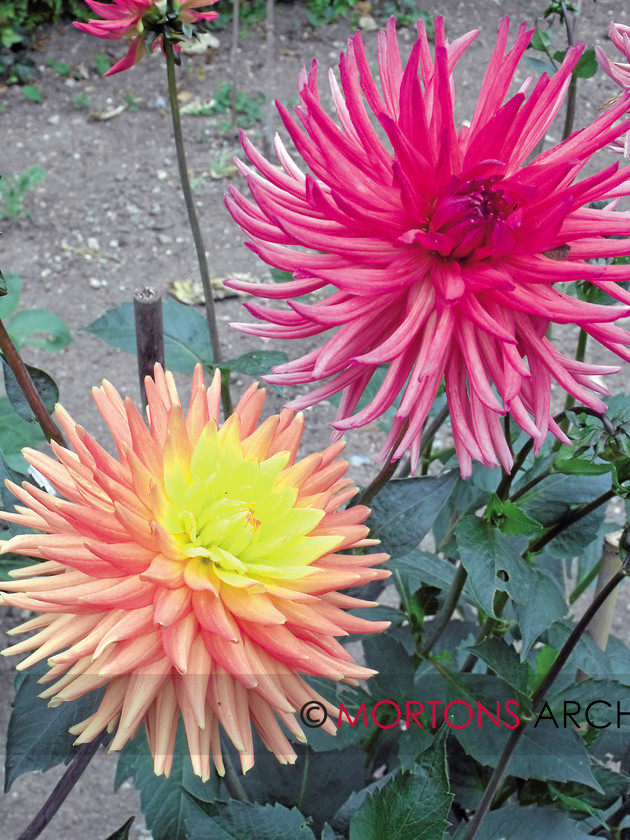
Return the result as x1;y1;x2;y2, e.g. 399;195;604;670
152;414;341;594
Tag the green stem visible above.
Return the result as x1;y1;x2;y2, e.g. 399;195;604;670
561;1;579;142
0;318;65;447
569;558;601;605
564;329;588;413
163;41;232;417
420;563;468;656
495;439;534;502
420;403;449;475
356;420;409;508
462;560;628;840
528;489;615;556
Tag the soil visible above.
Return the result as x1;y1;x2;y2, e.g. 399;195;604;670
0;0;629;837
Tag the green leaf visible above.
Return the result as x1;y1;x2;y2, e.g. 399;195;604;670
555;457;612;476
22;84;42;102
115;723;220;840
0;445;29;513
46;59;70;76
364;635;415;708
368;472;457;558
456;804;593;839
0;553;33;579
574;47;598;79
5;662;104;792
221;350;288;377
387;548;456;595
485;493;543;537
84;299;213;373
7;309;72;352
0;397;47;470
0;273;22;319
414;671;601;792
530;27;552;52
522;55;555;74
234;739;367;828
465;638;529;696
95;54;111;76
349;733;453;840
513;565;567;656
187;798;317;840
2;359;59;422
455;516;526;617
104;817;135;840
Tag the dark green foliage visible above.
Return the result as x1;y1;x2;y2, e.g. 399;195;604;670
0;1;89;81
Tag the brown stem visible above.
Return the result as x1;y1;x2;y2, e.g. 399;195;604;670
463;561;629;840
356;420;409;508
0;318;64;447
133;286;165;409
16;734;105;840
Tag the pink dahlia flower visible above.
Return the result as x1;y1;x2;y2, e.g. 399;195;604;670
226;18;630;477
74;0;218;76
0;366;388;778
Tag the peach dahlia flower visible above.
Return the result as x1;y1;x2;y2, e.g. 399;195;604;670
226;18;630;477
0;366;388;779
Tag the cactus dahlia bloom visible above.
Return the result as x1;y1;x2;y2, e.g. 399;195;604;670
226;17;630;477
74;0;218;76
0;366;388;779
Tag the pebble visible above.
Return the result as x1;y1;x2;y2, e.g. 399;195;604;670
157;233;172;244
349;454;372;467
47;114;60;125
89;277;102;289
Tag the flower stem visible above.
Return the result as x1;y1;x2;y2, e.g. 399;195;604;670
528;489;615;555
356;420;409;508
16;734;105;840
420;403;449;475
419;562;468;656
462;558;628;840
495;438;534;502
163;41;232;417
0;318;65;447
564;328;588;412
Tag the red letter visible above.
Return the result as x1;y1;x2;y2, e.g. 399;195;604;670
425;700;442;728
337;701;368;729
372;700;401;729
445;700;474;729
477;701;501;728
503;700;520;729
405;701;424;729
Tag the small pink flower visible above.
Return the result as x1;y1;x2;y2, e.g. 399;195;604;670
596;22;630;156
74;0;218;76
226;18;630;477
